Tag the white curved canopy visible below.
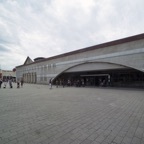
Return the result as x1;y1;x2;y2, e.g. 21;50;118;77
65;62;127;73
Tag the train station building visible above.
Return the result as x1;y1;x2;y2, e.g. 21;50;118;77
16;33;144;88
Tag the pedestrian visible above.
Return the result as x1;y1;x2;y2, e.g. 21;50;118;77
9;79;13;88
49;78;52;89
21;78;24;87
81;79;85;87
67;80;70;86
17;79;20;88
56;80;59;88
60;80;62;86
62;79;65;88
3;79;7;88
0;78;2;88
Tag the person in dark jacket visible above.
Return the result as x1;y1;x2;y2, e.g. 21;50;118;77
21;78;24;87
17;79;20;88
9;79;13;88
0;78;2;88
49;78;52;89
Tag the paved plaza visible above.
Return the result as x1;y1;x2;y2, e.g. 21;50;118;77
0;84;144;144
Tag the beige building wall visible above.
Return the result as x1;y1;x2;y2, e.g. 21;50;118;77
16;34;144;84
2;70;16;78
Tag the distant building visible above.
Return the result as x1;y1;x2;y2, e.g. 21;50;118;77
0;69;16;81
16;34;144;88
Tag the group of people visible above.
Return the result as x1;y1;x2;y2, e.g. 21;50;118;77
0;79;13;89
49;78;65;89
0;78;24;89
49;77;110;89
49;78;86;89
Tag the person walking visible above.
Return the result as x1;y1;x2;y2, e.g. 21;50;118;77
62;79;65;88
17;79;20;88
0;78;2;88
49;78;52;89
9;79;13;88
56;80;59;88
21;78;24;87
3;79;7;88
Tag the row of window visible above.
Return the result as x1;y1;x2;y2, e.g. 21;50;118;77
19;64;56;73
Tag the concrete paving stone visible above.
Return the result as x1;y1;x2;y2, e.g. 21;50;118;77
34;135;48;143
121;126;130;132
71;132;82;140
58;139;73;144
6;139;18;144
109;131;119;137
117;131;127;138
87;132;99;141
80;139;93;144
0;84;144;144
125;127;136;138
102;130;111;137
142;132;144;138
69;139;81;144
0;139;9;144
101;142;110;144
49;140;60;144
121;136;132;144
102;134;116;144
95;129;104;135
17;137;27;144
106;125;116;132
138;122;144;129
77;133;89;141
41;137;54;144
49;138;66;144
86;129;96;136
141;138;144;144
134;127;144;139
91;141;100;144
131;137;141;144
16;141;26;144
95;135;106;143
112;136;123;144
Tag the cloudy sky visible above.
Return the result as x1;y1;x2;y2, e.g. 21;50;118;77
0;0;144;70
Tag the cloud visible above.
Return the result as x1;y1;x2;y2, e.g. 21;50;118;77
0;45;10;53
0;0;144;70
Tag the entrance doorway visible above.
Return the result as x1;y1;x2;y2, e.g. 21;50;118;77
55;68;144;88
81;74;110;87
